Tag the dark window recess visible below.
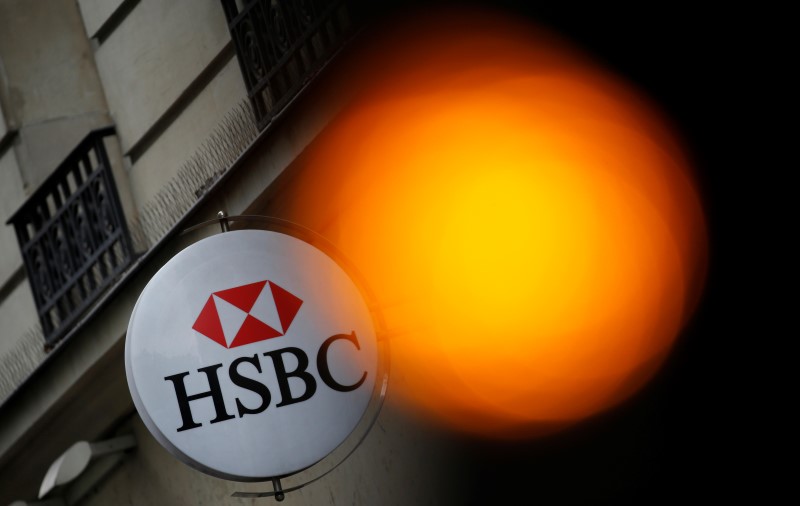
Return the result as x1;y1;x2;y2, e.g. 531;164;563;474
220;0;354;130
6;127;135;347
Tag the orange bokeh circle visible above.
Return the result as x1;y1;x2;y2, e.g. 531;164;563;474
289;9;707;437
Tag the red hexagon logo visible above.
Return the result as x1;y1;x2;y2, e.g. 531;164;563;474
192;280;303;349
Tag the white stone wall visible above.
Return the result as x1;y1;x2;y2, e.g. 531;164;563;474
90;0;232;155
0;0;111;190
0;149;26;286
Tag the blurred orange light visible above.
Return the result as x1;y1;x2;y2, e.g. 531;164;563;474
291;9;707;437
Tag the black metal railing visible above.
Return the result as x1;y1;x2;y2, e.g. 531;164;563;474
220;0;353;130
7;127;135;346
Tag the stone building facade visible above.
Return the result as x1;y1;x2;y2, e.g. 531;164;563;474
0;1;468;504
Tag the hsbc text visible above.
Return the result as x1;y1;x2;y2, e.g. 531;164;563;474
164;332;367;432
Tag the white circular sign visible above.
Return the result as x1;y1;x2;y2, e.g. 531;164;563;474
125;230;379;480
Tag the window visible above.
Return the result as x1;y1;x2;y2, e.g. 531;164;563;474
6;127;135;346
220;0;354;129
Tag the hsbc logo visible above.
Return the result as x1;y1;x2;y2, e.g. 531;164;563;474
126;230;380;480
192;280;303;348
164;280;366;433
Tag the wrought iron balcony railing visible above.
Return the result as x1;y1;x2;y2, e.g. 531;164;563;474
220;0;353;130
7;127;135;346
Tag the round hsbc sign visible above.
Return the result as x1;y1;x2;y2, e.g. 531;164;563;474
125;230;380;480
